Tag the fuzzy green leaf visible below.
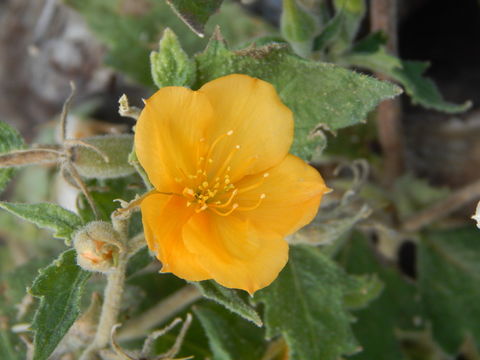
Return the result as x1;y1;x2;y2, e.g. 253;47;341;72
332;0;366;51
194;302;266;360
345;41;471;113
151;28;196;88
0;202;83;244
338;233;423;360
195;31;401;159
195;280;262;326
166;0;224;37
419;227;480;353
254;245;365;360
0;121;24;193
65;0;272;86
281;0;318;57
30;250;91;360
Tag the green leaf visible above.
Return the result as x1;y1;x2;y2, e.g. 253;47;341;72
313;10;345;52
419;227;480;353
30;250;91;360
151;28;197;88
253;245;361;360
345;44;471;113
195;280;262;326
0;202;83;244
166;0;224;37
343;274;383;310
338;233;423;360
332;0;366;51
65;0;272;86
0;121;24;193
280;0;318;57
195;31;401;159
194;302;266;360
391;60;471;113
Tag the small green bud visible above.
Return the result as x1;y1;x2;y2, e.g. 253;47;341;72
281;0;319;57
73;221;121;273
150;28;196;89
72;134;135;179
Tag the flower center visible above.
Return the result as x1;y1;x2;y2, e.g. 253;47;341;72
174;130;267;216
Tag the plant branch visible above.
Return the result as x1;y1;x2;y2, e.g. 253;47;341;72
402;177;480;232
118;285;201;341
370;0;404;185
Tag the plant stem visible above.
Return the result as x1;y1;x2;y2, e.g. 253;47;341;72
370;0;404;185
402;177;480;232
118;285;201;341
80;254;128;360
80;216;130;360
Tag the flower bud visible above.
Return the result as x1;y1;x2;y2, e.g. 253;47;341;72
72;134;135;179
73;221;122;273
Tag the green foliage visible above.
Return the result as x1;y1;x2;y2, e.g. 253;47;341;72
195;280;262;326
0;121;24;193
195;30;401;159
77;177;140;222
30;250;91;360
194;302;267;360
419;227;480;353
345;36;471;113
64;0;272;86
281;0;318;57
254;244;381;360
151;28;197;88
338;233;423;360
332;0;366;51
166;0;224;37
0;202;83;244
0;259;50;360
73;134;135;179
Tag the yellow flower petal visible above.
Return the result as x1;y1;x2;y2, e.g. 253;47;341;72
141;193;211;281
135;87;214;190
235;154;329;237
199;74;293;181
182;212;288;294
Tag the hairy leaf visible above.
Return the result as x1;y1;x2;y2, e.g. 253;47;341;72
166;0;223;37
195;31;401;159
151;28;197;88
338;233;423;360
194;302;266;360
195;280;262;326
419;227;480;353
0;202;83;244
281;0;318;57
345;40;471;113
254;245;368;360
332;0;366;51
0;121;24;193
30;250;91;360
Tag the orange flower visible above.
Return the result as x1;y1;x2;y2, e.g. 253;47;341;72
135;74;329;294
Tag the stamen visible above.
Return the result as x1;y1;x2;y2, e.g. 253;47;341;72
237;173;269;194
205;130;234;165
237;194;266;211
209;189;238;209
212;145;240;179
195;204;208;213
182;188;195;197
210;203;239;216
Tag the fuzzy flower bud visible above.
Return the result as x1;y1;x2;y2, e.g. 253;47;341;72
73;221;122;273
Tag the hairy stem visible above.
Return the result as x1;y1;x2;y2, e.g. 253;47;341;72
80;254;128;360
80;216;130;360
